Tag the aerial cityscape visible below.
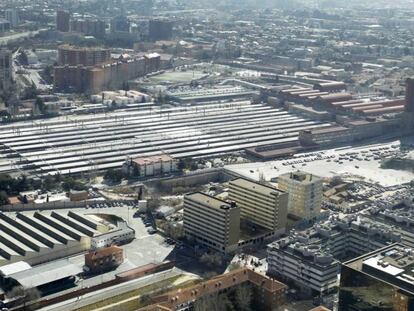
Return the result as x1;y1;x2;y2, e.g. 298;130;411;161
1;0;414;310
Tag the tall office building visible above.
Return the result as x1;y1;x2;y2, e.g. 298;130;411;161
277;171;322;220
0;49;12;91
339;243;414;311
149;19;173;41
4;9;19;28
228;178;288;234
56;10;70;32
183;192;240;254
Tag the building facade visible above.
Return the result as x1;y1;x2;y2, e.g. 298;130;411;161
183;192;240;254
229;178;288;234
277;171;323;220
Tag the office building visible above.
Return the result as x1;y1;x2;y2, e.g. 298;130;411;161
57;45;111;66
149;19;173;41
0;19;10;33
4;9;19;28
183;192;240;254
229;178;288;234
0;49;12;91
339;244;414;311
277;171;323;220
56;10;70;32
267;215;401;294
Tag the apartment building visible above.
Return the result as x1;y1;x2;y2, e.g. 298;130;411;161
183;192;240;254
57;45;111;66
229;178;288;234
138;268;287;311
267;215;401;294
277;171;323;220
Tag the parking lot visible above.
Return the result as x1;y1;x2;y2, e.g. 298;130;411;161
226;139;414;187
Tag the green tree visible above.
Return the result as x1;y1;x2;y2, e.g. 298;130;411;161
0;191;9;206
103;169;123;183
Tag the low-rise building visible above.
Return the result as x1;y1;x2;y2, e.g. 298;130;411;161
183;192;240;254
123;154;178;178
91;221;135;249
277;171;323;220
85;246;123;274
138;268;287;311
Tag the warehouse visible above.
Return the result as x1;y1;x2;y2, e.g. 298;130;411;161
1;259;82;293
0;211;131;266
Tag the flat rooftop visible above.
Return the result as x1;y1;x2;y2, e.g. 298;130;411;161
185;192;235;210
230;177;285;196
345;243;414;295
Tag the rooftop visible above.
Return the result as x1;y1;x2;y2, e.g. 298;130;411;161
230;177;286;196
345;243;414;295
185;192;236;210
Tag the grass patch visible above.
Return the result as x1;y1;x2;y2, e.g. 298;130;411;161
73;275;193;311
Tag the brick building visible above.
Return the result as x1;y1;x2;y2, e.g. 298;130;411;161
84;246;123;274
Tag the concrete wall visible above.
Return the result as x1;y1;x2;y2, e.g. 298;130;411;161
0;200;88;212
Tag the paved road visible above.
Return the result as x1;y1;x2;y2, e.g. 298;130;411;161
38;268;181;311
0;30;45;46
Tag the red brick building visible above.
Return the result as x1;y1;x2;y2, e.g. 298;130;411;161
84;246;123;274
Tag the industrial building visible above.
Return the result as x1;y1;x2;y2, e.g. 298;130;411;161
228;178;288;234
277;171;323;220
91;220;135;249
0;101;332;176
183;192;240;254
267;215;401;294
339;244;414;311
167;86;259;104
0;259;82;294
0;211;132;266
